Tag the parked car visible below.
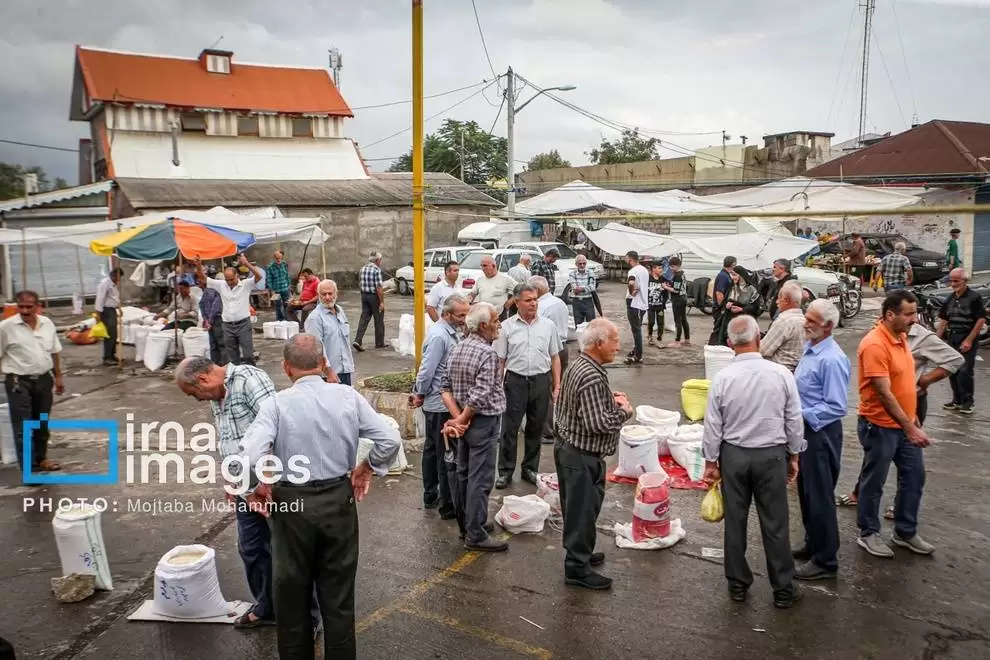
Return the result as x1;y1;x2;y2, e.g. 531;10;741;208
819;233;949;285
393;246;485;295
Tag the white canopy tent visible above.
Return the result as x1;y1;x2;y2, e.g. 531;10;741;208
585;223;686;258
510;180;726;217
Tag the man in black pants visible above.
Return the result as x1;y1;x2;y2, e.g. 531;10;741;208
95;268;122;365
554;318;633;590
0;290;64;479
937;268;985;414
353;252;386;351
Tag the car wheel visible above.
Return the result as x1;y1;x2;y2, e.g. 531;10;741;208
978;322;990;347
842;289;862;318
693;278;712;315
396;278;410;296
560;283;572;305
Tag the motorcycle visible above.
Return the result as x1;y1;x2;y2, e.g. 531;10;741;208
911;281;990;346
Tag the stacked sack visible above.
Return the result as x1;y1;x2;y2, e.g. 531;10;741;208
634;406;680;456
667;424;706;482
614;425;662;479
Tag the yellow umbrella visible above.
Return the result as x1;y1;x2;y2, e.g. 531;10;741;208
89;224;154;257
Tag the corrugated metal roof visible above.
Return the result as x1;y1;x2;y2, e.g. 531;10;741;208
806;120;990;180
115;173;499;209
0;180;113;212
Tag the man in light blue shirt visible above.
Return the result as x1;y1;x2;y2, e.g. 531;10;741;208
304;279;355;386
792;299;850;581
237;334;400;659
412;294;469;520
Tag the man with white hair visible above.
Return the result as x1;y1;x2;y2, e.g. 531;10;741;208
531;275;571;443
354;252;386;351
702;315;805;609
440;302;507;552
568;255;597;326
304;280;355;386
791;300;850;581
760;281;806;372
468;254;517;319
877;242;913;291
508;253;532;284
553;318;633;590
936;267;984;414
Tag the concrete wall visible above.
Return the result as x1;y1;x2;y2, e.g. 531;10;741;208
518;157;695;195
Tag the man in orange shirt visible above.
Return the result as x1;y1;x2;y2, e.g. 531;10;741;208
856;289;934;558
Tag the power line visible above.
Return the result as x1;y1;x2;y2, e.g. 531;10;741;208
871;25;908;128
890;0;919;121
470;0;500;85
826;1;862;128
351;80;493;110
488;94;506;136
0;138;78;154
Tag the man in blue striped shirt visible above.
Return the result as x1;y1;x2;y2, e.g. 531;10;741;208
792;300;850;581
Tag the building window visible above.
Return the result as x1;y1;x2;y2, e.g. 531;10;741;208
292;118;311;137
181;113;206;132
238;116;259;135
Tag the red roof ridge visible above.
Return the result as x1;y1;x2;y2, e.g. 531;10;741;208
76;44;333;73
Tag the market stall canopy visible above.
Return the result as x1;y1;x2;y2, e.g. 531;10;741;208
585;223;686;258
509;180;725;217
90;218;255;260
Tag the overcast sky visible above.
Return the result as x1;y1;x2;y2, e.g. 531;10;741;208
2;0;990;185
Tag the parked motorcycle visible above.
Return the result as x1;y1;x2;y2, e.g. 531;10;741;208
911;281;990;346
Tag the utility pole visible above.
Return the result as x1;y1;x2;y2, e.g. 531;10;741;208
505;67;516;217
460;129;465;181
857;0;875;146
411;1;425;368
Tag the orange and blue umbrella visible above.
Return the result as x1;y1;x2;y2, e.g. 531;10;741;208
90;218;255;260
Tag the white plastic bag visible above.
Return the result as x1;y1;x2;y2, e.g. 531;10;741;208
614;519;686;550
143;331;175;371
181;328;210;358
536;472;561;515
635;406;680;456
52;503;113;590
614;425;661;478
668;428;706;482
132;325;151;363
357;414;408;473
391;314;433;356
495;494;551;534
704;345;735;381
152;545;231;619
664;301;675;333
0;404;16;465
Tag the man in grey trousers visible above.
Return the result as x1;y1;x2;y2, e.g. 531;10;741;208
196;255;261;365
702;315;806;609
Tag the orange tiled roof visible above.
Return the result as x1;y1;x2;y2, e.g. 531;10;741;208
76;46;353;116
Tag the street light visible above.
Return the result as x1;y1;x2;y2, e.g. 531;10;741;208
505;68;576;217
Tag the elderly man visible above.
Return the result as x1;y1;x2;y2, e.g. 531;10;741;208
196;255;262;366
426;261;460;322
856;290;932;558
468;254;517;319
878;242;913;291
441;302;508;552
531;248;560;294
791;300;850;581
304;280;355;386
767;259;798;320
354;252;386;351
760;281;806;372
174;355;320;633
95;267;122;365
554;318;633;590
531;275;570;443
508;253;533;284
936;267;985;414
158;277;200;331
0;290;64;478
413;294;469;520
495;283;563;488
702;315;805;609
568;255;597;326
237;334;400;659
266;250;291;322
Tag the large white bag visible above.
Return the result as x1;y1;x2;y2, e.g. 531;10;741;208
391;314;433;356
132;325;151;362
0;404;17;465
704;345;735;381
668;424;706;481
495;494;551;534
143;331;176;371
152;545;231;619
536;472;561;516
357;414;408;473
181;327;210;359
635;406;680;456
664;301;676;333
52;503;113;590
615;425;662;478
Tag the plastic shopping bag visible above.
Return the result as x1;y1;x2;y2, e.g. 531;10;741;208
701;482;724;523
90;320;109;340
495;495;551;534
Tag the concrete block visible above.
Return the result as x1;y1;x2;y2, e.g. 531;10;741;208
51;573;96;603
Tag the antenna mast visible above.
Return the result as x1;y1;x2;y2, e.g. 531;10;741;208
857;0;876;146
328;48;342;88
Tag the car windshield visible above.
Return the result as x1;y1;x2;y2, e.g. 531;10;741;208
459;252;492;269
456;248;480;261
546;243;577;259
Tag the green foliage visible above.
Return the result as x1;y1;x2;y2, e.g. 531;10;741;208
526;149;571;171
586;129;660;165
387;119;508;186
0;163;67;201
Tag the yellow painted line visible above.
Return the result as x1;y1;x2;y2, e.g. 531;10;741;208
398;606;553;660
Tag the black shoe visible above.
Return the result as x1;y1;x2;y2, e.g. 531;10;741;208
465;535;508;552
566;571;612;590
460;522;495;540
958;403;974;415
728;584;748;603
423;499;439;510
439;508;457;520
541;436;555;445
794;561;837;581
521;468;538;486
792;545;812;561
495;476;511;489
773;587;804;609
590;552;605;567
352;342;364;352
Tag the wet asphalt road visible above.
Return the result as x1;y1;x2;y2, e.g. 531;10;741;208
0;282;988;659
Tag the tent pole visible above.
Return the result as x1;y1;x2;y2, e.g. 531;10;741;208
174;253;182;362
114;249;121;370
35;244;48;306
20;229;26;290
74;247;85;309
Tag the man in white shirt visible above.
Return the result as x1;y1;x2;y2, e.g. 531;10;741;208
624;251;650;365
468;255;516;319
0;290;64;477
532;276;571;443
95;268;122;365
427;260;460;322
196;255;263;365
508;254;532;284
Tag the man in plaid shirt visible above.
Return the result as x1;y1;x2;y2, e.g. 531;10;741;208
440;302;507;553
354;252;386;350
531;249;559;295
878;243;913;290
266;251;291;322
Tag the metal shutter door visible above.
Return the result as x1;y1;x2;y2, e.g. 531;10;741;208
973;189;990;273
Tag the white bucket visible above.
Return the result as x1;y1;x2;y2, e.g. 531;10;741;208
132;325;151;363
144;331;176;371
0;404;16;465
284;321;300;339
273;323;288;340
181;328;210;359
262;321;278;339
704;345;735;382
52;503;113;590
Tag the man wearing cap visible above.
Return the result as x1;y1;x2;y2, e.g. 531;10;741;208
946;228;963;274
531;249;560;296
158;276;200;331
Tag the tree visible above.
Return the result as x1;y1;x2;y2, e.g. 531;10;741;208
387;119;508;186
0;163;63;201
586;129;660;165
526;150;571;171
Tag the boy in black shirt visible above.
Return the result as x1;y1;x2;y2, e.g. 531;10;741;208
646;262;668;347
663;257;690;346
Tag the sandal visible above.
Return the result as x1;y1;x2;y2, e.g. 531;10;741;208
836;494;857;507
37;460;61;472
884;505;895;520
234;612;275;629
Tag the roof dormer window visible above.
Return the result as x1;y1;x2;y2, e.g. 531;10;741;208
199;48;232;74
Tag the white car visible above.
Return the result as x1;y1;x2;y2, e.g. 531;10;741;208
503;241;605;297
393;246;485;295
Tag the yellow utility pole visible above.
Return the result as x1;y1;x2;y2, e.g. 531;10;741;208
412;0;426;369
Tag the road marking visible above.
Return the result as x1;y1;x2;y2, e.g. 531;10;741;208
398;606;553;659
